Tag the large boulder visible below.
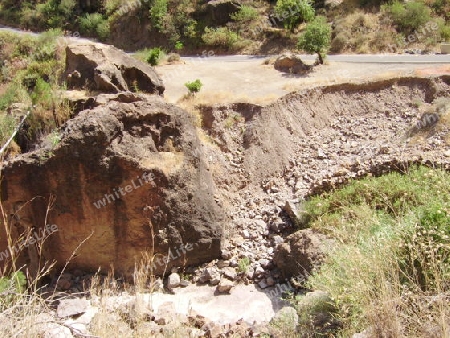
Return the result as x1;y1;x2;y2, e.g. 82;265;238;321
65;41;165;95
273;229;333;279
0;94;223;277
274;54;312;75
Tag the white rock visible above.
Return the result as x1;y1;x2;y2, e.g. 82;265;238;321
167;272;181;289
258;259;270;268
57;299;89;318
254;266;265;276
42;323;73;338
242;230;250;239
180;279;190;287
222;267;237;280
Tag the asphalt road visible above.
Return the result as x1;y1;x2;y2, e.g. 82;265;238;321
183;54;450;64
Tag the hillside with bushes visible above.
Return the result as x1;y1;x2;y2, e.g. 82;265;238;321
0;0;449;54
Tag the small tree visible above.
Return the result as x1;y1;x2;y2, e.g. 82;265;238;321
274;0;315;31
298;16;331;65
150;0;168;32
185;79;203;95
145;47;163;66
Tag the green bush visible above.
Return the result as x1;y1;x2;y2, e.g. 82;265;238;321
0;113;17;146
383;1;431;34
0;82;27;111
237;257;250;273
34;0;76;28
104;0;123;16
31;77;54;108
202;27;239;49
150;0;168;31
174;40;184;51
437;19;450;41
298;16;331;64
274;0;315;31
0;271;27;310
79;13;110;40
184;79;203;95
147;47;164;66
231;5;258;22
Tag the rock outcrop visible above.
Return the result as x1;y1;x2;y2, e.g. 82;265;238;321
274;54;312;75
0;93;223;277
65;41;165;95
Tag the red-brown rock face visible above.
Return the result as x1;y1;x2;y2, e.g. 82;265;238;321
0;94;224;277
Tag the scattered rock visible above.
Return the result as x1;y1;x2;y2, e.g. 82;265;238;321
217;278;234;294
199;267;221;285
41;323;74;338
57;299;89;318
180;279;190;287
222;267;237;280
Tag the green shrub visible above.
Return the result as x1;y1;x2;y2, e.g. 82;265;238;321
437;19;450;41
298;16;331;64
231;5;258;22
183;19;198;39
150;0;168;31
0;82;28;111
146;47;164;66
0;271;27;310
202;27;239;49
237;257;250;273
33;0;76;28
134;47;166;65
31;77;54;108
104;0;123;16
79;13;110;40
184;79;203;95
0;113;17;145
429;0;450;21
274;0;315;31
174;40;184;51
383;1;431;34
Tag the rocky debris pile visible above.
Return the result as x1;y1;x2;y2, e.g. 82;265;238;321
274;54;313;75
195;76;450;286
64;40;165;95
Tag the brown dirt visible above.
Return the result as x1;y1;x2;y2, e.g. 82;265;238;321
157;59;446;105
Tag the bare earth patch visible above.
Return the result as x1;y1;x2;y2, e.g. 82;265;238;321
156;58;448;105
